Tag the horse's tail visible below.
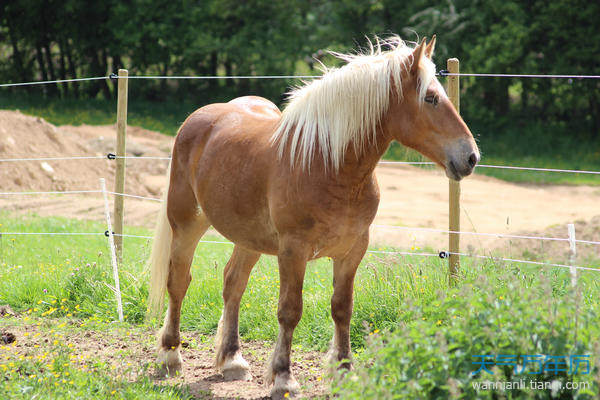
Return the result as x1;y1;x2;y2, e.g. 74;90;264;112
146;161;172;321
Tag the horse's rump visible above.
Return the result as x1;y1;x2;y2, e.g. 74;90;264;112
171;96;282;253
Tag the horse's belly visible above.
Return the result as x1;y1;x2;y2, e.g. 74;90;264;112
195;160;279;254
184;105;281;254
203;203;279;255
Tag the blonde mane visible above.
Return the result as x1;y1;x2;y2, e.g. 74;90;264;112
271;36;436;171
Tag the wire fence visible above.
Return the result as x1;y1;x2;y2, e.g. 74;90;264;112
3;153;600;175
1;155;599;247
4;228;598;273
3;71;600;88
1;72;599;280
0;183;597;285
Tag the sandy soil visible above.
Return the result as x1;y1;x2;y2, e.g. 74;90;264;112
370;164;600;262
0;316;327;399
1;109;599;263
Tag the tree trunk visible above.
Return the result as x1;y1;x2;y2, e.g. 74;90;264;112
7;22;28;84
58;39;69;97
521;78;529;115
85;48;104;98
225;59;233;88
43;38;59;97
497;79;509;116
35;44;49;96
208;51;218;91
101;48;111;99
589;84;600;138
382;5;392;29
65;39;79;98
160;62;168;95
483;80;509;116
112;55;123;70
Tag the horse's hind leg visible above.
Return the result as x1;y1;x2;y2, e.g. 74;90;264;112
215;245;260;381
158;184;210;377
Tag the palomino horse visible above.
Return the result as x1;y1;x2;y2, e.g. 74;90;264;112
147;35;479;398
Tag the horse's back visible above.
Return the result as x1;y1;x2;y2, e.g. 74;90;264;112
228;96;281;119
173;96;281;166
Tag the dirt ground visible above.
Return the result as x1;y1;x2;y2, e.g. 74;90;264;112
0;316;327;399
1;109;599;262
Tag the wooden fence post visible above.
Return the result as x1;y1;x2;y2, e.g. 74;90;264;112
113;69;128;261
447;58;461;285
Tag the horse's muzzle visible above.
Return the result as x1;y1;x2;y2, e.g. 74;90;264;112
445;142;480;181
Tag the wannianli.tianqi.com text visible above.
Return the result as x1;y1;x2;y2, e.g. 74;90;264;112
472;380;590;391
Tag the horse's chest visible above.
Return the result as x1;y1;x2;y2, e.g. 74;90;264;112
307;187;379;252
324;193;378;223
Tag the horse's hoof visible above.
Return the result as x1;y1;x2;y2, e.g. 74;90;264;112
325;349;353;374
157;348;182;378
220;352;252;381
223;365;252;381
157;362;182;378
270;373;300;399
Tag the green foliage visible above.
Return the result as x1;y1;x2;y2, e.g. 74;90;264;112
3;0;600;188
335;269;600;399
2;0;599;135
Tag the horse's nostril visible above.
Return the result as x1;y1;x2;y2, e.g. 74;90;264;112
468;153;478;168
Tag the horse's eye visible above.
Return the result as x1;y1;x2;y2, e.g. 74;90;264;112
424;95;438;106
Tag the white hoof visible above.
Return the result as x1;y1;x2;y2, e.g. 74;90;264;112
157;347;182;378
325;344;352;373
221;352;252;381
270;372;300;399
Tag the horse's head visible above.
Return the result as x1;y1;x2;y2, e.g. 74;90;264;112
386;36;480;181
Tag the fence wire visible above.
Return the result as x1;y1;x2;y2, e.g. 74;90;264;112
4;229;597;274
3;71;600;88
4;154;599;176
2;71;600;276
372;225;600;246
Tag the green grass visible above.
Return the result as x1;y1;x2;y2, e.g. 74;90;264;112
0;352;192;400
2;212;600;398
2;94;600;186
0;211;453;349
0;316;194;400
1;211;600;349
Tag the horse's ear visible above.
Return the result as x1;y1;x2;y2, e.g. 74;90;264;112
411;38;427;75
425;35;436;59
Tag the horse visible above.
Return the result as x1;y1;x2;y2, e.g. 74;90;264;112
146;35;479;399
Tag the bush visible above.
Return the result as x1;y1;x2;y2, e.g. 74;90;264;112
334;270;600;399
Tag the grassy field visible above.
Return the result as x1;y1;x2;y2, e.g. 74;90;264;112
2;93;600;186
0;211;453;348
1;211;599;398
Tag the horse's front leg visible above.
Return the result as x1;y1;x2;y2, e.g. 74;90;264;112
267;238;309;399
327;232;369;370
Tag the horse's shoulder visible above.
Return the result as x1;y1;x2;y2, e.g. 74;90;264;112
227;96;281;120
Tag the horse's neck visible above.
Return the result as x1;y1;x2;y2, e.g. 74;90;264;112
334;128;393;186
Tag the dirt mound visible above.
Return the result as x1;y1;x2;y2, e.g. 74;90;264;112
0;110;172;196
